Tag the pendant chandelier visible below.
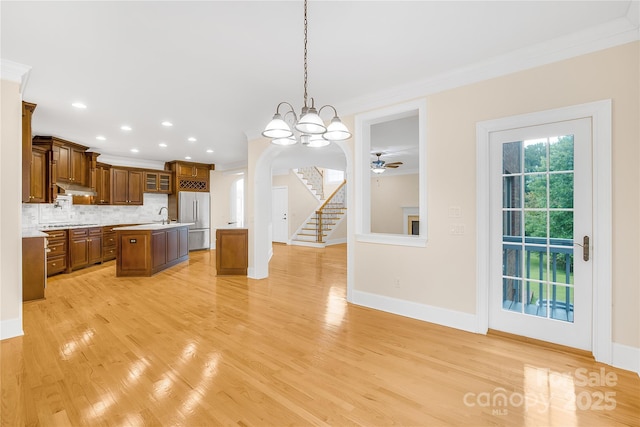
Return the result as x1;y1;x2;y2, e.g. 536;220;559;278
262;0;351;147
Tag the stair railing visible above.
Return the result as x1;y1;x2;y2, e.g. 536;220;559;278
315;180;346;243
297;166;324;200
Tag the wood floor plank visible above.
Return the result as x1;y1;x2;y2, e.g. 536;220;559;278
2;244;639;426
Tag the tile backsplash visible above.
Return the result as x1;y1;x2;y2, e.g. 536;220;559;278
22;193;169;227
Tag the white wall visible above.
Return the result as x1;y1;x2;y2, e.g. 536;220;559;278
247;42;639;373
1;75;26;339
272;170;318;239
370;173;419;234
352;42;639;352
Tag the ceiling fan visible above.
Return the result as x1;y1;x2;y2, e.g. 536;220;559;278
371;152;403;174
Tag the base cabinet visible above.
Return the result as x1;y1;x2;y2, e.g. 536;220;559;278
69;227;103;271
44;230;67;276
215;228;248;275
22;237;46;301
116;225;189;277
102;226;117;261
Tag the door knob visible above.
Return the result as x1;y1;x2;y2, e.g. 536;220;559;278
574;236;590;261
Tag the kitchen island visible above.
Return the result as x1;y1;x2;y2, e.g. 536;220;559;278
114;223;192;277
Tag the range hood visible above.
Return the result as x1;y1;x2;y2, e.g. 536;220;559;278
55;182;97;197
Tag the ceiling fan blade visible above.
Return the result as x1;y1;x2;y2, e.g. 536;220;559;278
386;164;400;168
385;161;403;166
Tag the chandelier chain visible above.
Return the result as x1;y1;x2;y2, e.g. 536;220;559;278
303;0;308;108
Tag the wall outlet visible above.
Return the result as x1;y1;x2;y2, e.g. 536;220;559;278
450;224;465;235
394;278;400;288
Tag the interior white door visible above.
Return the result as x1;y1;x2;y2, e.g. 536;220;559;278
272;186;288;243
489;118;593;351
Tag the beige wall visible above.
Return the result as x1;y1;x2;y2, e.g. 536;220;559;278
354;42;639;348
370;173;419;234
210;170;245;231
272;171;318;239
1;78;23;338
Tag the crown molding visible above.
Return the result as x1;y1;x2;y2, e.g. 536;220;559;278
0;59;32;93
338;15;639;117
244;12;638;142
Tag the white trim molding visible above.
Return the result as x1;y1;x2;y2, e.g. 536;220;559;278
476;100;613;365
1;318;24;341
338;15;638;118
612;343;640;376
351;290;477;333
0;59;31;92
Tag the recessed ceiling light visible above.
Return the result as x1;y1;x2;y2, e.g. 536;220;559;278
121;125;132;131
162;121;173;127
188;137;197;142
72;102;87;109
130;148;139;153
159;143;167;148
96;135;106;141
206;149;214;153
184;156;192;160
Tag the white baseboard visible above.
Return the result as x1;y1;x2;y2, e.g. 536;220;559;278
326;237;347;246
612;343;640;376
350;290;477;333
1;318;23;341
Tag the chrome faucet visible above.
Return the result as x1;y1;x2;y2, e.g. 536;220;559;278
158;207;169;225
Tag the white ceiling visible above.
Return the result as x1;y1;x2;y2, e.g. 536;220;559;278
1;1;637;170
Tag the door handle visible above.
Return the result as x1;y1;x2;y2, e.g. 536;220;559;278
574;236;590;261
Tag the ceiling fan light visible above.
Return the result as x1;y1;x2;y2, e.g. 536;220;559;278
372;166;386;174
307;134;330;148
271;136;297;146
262;114;293;139
323;117;351;141
295;108;326;135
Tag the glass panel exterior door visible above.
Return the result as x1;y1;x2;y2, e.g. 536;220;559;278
502;136;575;322
489;118;592;351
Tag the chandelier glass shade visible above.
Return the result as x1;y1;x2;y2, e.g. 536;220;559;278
262;0;351;147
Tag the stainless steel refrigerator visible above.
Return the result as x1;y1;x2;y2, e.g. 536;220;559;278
178;191;210;250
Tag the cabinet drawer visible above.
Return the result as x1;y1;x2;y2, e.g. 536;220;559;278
103;235;116;247
47;255;67;276
103;246;116;261
71;228;88;238
89;227;102;237
47;240;66;256
45;230;67;240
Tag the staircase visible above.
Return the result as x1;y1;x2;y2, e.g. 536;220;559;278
295;167;324;200
292;180;346;248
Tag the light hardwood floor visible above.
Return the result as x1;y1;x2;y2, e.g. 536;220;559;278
2;244;639;426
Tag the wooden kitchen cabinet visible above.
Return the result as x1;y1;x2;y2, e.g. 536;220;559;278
111;167;143;205
165;160;214;193
95;163;111;205
32;136;90;200
144;171;172;193
44;230;67;276
215;228;248;275
22;236;46;301
116;224;189;277
69;227;103;271
176;162;210;179
53;141;87;184
102;225;117;261
28;145;49;203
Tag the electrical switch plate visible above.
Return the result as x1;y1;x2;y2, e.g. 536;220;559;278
448;206;462;218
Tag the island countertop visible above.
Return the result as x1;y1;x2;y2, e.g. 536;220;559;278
115;223;192;277
113;222;194;231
